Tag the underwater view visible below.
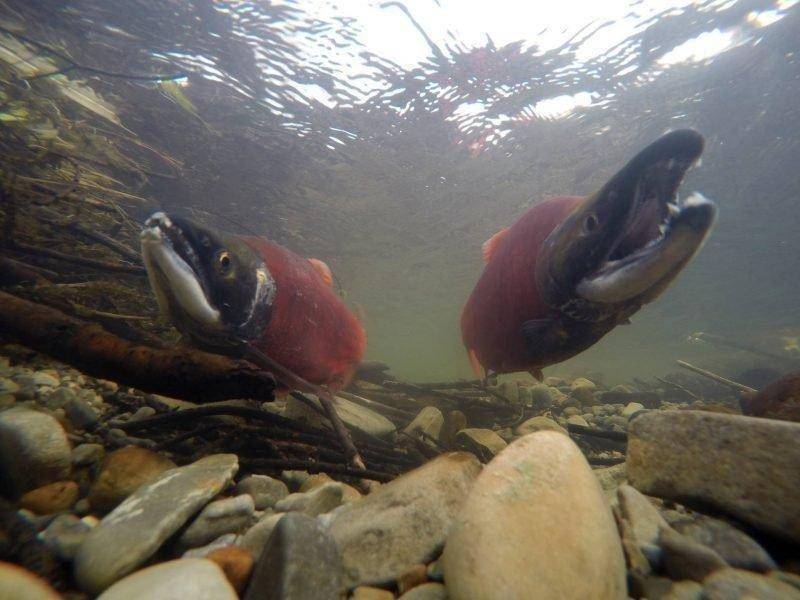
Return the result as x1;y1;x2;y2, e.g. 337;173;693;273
0;0;799;598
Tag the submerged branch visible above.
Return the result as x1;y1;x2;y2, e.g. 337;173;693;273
676;360;757;395
0;290;276;402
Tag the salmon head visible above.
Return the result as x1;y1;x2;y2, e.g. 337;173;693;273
536;129;716;324
140;212;275;350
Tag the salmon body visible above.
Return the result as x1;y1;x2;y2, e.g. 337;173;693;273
241;236;365;390
460;130;716;379
141;213;365;391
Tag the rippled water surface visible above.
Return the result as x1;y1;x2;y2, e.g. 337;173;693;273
6;0;800;382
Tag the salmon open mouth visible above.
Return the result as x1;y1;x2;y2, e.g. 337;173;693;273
576;130;717;304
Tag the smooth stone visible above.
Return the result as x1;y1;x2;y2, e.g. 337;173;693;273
622;402;646;418
617;485;669;552
352;587;395;600
98;558;237;600
244;513;343;600
627;410;800;542
71;443;105;467
527;384;557;409
0;377;20;395
274;482;344;516
74;454;239;594
563;406;582;418
454;428;507;459
443;432;626;600
544;376;565;387
32;371;59;387
664;580;704;599
399;583;448;600
440;410;467;446
499;381;519;404
183;534;239;558
513;416;566;437
206;546;254;594
397;563;427;594
39;513;93;561
403;406;444;441
0;561;60;599
240;513;284;560
129;406;156;421
88;446;176;512
281;469;311;490
703;568;800;599
0;407;71;497
299;473;361;503
64;396;100;431
570;377;597;404
19;480;79;514
177;494;255;549
236;474;289;510
660;527;728;582
426;558;443;582
566;414;589;427
617;514;652;576
668;513;776;572
283;394;396;439
325;452;481;587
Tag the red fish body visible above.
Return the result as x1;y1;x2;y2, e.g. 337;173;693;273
461;197;582;376
241;236;366;391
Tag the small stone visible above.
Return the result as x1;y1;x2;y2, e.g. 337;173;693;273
281;469;311;490
454;428;507;460
443;432;625;600
617;485;669;555
74;454;239;594
664;580;704;599
500;381;519;404
183;534;239;559
563;406;582;417
0;407;71;497
177;494;255;549
566;414;589;427
703;568;800;599
88;446;176;512
426;558;443;582
129;406;156;421
627;410;800;542
207;546;254;594
98;558;237;600
398;582;448;600
660;527;728;582
274;482;344;516
33;371;59;388
514;416;566;437
72;443;105;467
64;396;100;431
240;513;283;560
403;406;444;441
236;474;289;510
244;513;343;600
0;561;60;599
622;402;646;418
544;376;565;387
19;480;79;514
326;452;481;588
352;586;395;600
299;473;361;503
440;410;468;446
0;377;20;395
74;498;90;516
527;384;557;409
283;395;396;439
668;512;776;572
39;513;93;561
397;563;427;594
570;377;597;404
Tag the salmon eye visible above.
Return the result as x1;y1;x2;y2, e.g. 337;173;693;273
584;213;599;233
216;251;232;274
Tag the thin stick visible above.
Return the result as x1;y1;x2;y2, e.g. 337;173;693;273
240;343;366;471
676;360;757;394
9;241;145;274
566;423;628;443
64;221;141;263
656;376;700;401
690;331;795;364
241;458;393;483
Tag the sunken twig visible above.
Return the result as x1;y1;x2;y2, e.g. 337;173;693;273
675;360;757;394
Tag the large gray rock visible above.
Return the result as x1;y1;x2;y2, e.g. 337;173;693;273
240;513;284;560
0;407;71;497
702;568;800;599
244;513;343;600
667;512;776;573
74;454;239;594
325;452;481;587
283;394;396;438
443;431;626;600
98;559;237;600
627;411;800;542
